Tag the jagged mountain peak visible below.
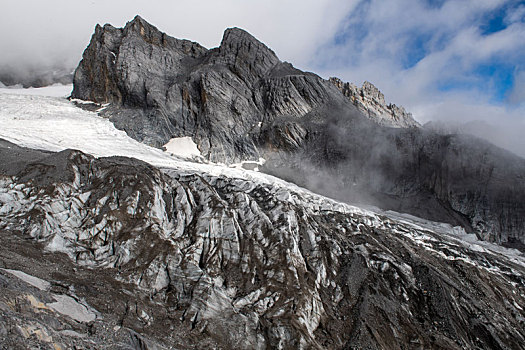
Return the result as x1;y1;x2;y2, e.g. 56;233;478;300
217;27;280;77
70;17;525;248
129;14;148;25
93;15;164;42
123;14;162;39
220;27;276;55
329;77;419;128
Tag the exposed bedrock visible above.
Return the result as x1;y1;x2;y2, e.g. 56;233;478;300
71;16;525;246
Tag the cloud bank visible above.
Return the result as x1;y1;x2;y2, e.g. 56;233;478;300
0;0;357;72
312;0;525;157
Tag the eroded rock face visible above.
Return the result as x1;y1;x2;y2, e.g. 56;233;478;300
71;16;413;163
329;77;419;128
1;142;525;349
71;17;525;248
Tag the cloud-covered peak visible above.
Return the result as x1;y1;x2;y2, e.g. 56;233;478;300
312;0;525;156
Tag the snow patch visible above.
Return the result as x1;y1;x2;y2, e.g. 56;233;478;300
230;158;266;171
2;269;51;291
163;137;201;159
1;268;97;322
47;294;97;323
69;98;96;105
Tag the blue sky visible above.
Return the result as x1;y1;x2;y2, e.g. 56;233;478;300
307;0;525;156
1;0;524;156
314;0;525;106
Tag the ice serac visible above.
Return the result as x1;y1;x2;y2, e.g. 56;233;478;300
71;16;525;247
1;143;525;349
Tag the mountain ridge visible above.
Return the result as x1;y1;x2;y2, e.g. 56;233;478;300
71;16;525;249
72;16;418;159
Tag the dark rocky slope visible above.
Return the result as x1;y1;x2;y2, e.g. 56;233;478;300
1;140;525;349
263;108;525;246
71;16;525;247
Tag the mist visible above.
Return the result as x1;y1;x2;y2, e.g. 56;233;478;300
261;99;525;242
422;119;525;159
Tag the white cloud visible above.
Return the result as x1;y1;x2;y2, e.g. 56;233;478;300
309;0;525;157
509;70;525;105
0;0;358;71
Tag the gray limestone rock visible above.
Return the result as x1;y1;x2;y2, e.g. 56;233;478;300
71;16;379;162
329;77;419;128
71;16;525;247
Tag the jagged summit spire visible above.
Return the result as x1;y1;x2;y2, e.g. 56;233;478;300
131;14;145;22
124;14;162;36
218;27;280;78
126;14;152;27
220;27;277;57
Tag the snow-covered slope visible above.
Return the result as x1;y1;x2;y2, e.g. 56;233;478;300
0;86;383;211
1;85;523;268
1;86;525;349
0;85;192;165
0;86;306;184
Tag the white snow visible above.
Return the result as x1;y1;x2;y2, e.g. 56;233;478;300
2;269;51;291
0;91;185;164
1;268;97;323
47;294;97;323
0;87;317;189
230;158;266;171
163;136;201;158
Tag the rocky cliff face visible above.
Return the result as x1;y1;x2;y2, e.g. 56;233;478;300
329;77;419;128
1;141;524;349
71;16;525;248
72;16;413;163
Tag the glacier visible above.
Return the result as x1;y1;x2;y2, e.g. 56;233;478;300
0;85;525;348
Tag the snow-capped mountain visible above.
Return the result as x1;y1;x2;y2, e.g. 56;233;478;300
1;16;525;349
71;15;525;248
